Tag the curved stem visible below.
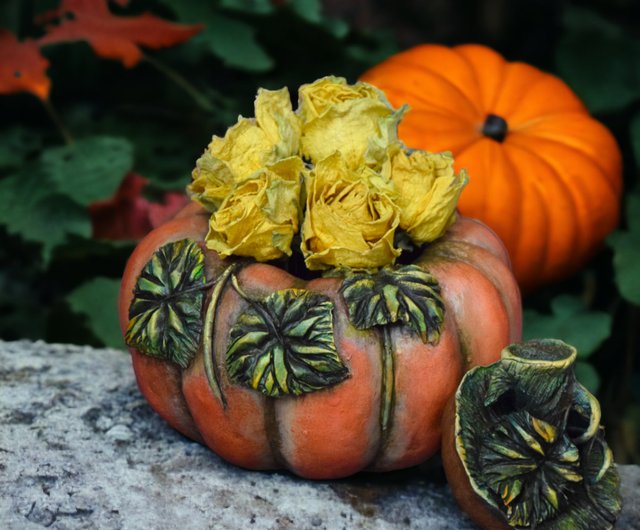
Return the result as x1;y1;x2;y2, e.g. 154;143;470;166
203;264;239;407
142;53;213;112
40;98;73;145
380;326;395;434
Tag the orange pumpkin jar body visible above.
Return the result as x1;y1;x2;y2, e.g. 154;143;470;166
119;204;521;479
361;44;623;291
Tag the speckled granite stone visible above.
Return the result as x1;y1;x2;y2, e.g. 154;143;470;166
0;340;636;530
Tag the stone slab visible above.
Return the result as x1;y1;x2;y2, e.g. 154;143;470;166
0;340;637;530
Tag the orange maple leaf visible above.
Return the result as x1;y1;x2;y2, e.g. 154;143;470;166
37;0;203;68
0;29;50;100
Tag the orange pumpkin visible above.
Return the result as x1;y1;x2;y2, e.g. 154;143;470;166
118;202;521;479
361;44;623;292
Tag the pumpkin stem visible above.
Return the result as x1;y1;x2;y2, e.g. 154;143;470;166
482;114;508;142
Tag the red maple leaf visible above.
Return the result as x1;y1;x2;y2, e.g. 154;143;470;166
37;0;203;67
90;172;189;241
0;30;50;100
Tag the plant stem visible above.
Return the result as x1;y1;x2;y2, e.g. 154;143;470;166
40;98;73;145
380;326;395;434
142;53;214;112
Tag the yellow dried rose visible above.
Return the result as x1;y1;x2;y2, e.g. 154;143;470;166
189;87;301;210
205;157;303;261
301;152;401;270
387;148;468;244
299;76;405;169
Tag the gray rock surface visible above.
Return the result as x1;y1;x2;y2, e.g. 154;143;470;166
0;340;637;530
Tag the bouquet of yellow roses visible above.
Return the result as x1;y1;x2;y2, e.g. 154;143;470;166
188;76;467;271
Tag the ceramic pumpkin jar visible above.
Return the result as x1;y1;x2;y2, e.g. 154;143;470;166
118;78;522;479
361;44;623;292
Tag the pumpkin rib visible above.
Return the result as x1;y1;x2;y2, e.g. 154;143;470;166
434;239;521;345
514;116;622;194
449;47;485;112
507;134;620;224
370;310;463;472
456;140;524;258
276;277;383;479
454;44;507;113
500;146;551;286
381;44;484;113
365;65;481;122
422;255;512;370
502;142;585;281
510;137;620;265
492;64;584;124
398;112;479;154
388;57;484;117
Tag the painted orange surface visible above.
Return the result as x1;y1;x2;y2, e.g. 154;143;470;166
361;44;622;292
119;204;522;478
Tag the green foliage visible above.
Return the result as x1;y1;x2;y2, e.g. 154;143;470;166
608;193;640;305
67;277;123;349
556;6;640;113
523;295;612;393
41;137;133;205
523;295;612;359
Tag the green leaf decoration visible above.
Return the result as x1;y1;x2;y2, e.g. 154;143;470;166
556;6;640;113
226;285;349;397
455;339;622;530
125;239;206;368
523;294;612;359
340;264;444;344
67;277;124;349
41;136;134;205
608;192;640;305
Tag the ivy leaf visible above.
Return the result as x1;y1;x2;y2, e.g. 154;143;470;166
42;136;134;205
0;126;42;172
556;6;640;114
125;239;206;368
219;0;275;15
37;0;203;68
0;166;90;263
67;277;124;349
0;29;50;100
226;287;349;397
523;295;612;359
169;4;273;72
340;264;444;344
608;192;640;305
576;361;600;394
631;114;640;170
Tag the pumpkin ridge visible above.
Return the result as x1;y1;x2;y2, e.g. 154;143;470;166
489;63;549;122
500;146;549;282
371;72;479;122
511;125;622;196
452;46;487;115
503;141;587;273
455;44;507;115
426;240;520;343
507;136;619;241
388;57;484;118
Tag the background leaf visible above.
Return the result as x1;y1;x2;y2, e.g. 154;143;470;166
608;193;640;305
0;167;91;262
41;136;134;205
523;295;612;359
67;276;123;349
556;6;640;113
